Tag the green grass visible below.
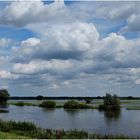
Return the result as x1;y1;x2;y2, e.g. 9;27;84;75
0;131;30;139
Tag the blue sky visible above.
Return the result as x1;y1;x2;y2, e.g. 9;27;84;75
0;0;140;97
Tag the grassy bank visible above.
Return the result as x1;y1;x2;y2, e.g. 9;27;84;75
0;119;138;139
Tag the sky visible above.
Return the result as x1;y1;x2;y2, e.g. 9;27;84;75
0;0;140;97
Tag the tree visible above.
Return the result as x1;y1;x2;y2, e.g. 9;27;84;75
37;95;43;100
99;93;120;110
0;89;10;104
113;94;120;109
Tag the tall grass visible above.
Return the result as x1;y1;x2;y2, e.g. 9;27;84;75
0;119;138;139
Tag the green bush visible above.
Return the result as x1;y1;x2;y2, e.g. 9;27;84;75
63;100;90;109
39;100;56;108
63;100;79;109
99;93;120;110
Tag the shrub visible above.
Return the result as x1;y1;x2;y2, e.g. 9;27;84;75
99;93;120;110
63;100;79;109
63;100;90;109
40;100;56;108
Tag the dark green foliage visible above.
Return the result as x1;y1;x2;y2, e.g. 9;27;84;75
37;95;43;100
63;100;90;109
63;100;79;109
0;89;10;104
0;119;137;139
39;100;56;108
99;93;120;110
10;96;140;100
0;119;88;139
126;96;134;99
85;99;92;104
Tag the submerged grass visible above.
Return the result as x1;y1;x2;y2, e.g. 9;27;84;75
9;101;37;106
0;119;138;139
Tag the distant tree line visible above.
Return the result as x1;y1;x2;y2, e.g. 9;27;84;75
10;95;140;100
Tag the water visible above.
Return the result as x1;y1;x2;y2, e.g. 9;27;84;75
0;105;140;137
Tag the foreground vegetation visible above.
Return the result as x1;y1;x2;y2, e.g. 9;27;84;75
0;119;138;139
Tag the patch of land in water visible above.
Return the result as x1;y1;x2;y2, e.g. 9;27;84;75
8;99;140;110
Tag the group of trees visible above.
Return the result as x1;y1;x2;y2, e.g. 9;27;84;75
99;94;120;110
